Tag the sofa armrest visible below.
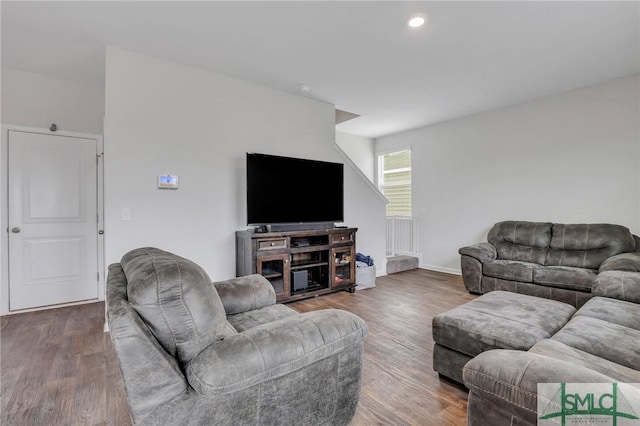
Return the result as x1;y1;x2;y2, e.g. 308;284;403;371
459;243;496;294
463;349;617;425
593;270;640;304
596;252;640;303
107;264;189;424
186;309;367;397
459;243;497;263
213;274;276;315
599;252;640;273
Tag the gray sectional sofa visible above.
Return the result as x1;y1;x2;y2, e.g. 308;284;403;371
460;221;640;307
440;222;640;425
107;248;368;425
462;293;640;426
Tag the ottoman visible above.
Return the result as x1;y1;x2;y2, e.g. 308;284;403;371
432;291;576;383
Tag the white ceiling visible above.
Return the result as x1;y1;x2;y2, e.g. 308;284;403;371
2;1;639;139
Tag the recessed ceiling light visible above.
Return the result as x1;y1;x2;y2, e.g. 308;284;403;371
298;84;312;93
408;16;425;28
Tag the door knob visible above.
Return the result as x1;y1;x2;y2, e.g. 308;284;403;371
11;227;21;233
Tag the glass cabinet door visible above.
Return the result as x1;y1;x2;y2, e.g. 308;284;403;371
331;247;355;288
256;253;290;300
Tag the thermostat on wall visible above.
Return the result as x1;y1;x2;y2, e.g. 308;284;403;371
158;175;179;190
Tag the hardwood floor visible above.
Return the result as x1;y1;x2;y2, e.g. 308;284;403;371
1;302;130;425
291;269;475;426
1;269;474;425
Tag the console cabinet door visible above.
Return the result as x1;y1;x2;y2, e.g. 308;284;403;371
256;253;290;300
331;246;355;288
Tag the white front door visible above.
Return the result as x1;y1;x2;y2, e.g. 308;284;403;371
8;130;98;311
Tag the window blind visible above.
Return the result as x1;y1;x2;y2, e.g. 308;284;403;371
380;150;411;217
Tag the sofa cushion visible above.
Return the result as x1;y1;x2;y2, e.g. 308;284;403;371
483;260;539;282
532;266;596;292
552;315;640;370
573;296;640;331
432;291;575;357
227;304;299;332
122;247;236;364
546;223;635;269
529;339;640;384
488;221;552;265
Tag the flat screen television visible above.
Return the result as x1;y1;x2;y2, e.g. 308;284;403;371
246;153;344;226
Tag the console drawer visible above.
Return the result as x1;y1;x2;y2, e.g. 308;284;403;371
258;238;287;250
331;232;353;244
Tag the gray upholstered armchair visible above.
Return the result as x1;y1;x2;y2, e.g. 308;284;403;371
107;248;367;426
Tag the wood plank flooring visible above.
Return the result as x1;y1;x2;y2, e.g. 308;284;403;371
1;302;130;425
291;269;475;426
1;268;474;425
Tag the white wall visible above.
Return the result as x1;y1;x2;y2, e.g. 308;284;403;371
376;74;640;273
1;67;104;134
336;131;375;182
334;144;388;275
104;47;386;280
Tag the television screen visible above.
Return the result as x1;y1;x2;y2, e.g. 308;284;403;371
247;153;344;225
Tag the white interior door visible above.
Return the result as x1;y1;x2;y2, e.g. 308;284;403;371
8;130;98;311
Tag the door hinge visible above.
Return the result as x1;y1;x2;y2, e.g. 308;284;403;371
97;272;100;282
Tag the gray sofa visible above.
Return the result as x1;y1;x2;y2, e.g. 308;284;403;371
107;248;368;426
460;221;640;307
462;294;640;426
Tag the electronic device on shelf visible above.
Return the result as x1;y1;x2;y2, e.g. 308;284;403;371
292;270;308;291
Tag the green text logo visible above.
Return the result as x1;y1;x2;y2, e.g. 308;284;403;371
538;383;640;426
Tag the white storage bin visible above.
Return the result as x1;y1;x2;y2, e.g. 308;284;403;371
355;265;376;290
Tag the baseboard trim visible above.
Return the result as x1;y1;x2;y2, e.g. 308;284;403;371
419;264;462;276
1;298;99;316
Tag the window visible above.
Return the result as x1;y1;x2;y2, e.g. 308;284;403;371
378;150;411;217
